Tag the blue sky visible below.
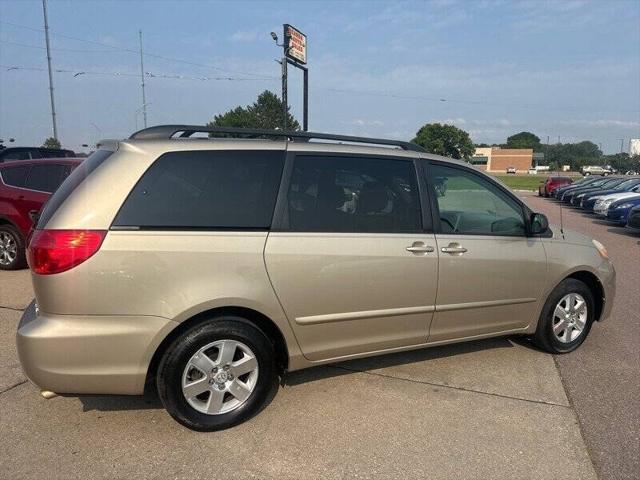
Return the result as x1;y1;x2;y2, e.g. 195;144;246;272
1;0;639;153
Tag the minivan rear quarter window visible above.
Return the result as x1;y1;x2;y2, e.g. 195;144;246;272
113;150;285;229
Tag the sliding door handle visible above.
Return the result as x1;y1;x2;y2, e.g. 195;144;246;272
406;242;435;254
441;243;467;254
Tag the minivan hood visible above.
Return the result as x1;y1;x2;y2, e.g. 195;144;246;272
548;225;593;246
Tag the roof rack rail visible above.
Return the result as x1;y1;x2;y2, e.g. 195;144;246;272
128;125;426;153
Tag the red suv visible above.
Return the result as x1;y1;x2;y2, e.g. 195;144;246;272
0;158;82;270
538;176;573;197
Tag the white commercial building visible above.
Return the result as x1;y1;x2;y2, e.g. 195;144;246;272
630;139;640;156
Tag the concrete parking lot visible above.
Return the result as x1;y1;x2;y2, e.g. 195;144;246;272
0;192;637;479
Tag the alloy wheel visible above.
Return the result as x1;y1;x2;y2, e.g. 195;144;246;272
0;232;18;267
552;293;588;343
181;339;259;415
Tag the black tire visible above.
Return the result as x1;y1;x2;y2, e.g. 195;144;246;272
533;279;595;354
0;224;27;270
157;316;277;431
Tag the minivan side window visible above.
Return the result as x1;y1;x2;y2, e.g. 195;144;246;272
25;164;68;193
113;150;285;229
428;163;525;236
0;166;30;188
287;155;422;233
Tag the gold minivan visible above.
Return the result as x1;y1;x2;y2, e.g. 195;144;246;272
17;126;615;431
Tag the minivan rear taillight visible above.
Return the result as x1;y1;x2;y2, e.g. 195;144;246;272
27;230;106;275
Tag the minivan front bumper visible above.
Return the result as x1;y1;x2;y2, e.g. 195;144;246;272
16;301;177;395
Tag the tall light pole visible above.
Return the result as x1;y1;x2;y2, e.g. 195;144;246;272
42;0;58;141
139;30;148;128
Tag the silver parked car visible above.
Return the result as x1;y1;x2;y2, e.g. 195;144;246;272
17;126;615;431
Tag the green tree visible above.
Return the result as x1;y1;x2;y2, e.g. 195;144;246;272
42;137;61;149
208;90;300;132
411;123;474;159
544;141;602;171
506;131;542;151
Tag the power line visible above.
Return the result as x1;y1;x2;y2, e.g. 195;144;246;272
0;64;277;82
321;87;640;113
0;39;117;53
0;20;276;80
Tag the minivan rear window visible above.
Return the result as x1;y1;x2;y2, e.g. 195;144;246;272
37;150;111;229
112;150;285;230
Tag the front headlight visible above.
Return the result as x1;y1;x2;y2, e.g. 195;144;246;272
616;203;634;209
592;239;609;259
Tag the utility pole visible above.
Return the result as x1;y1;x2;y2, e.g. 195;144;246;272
620;139;624;153
42;0;58;141
139;30;148;128
281;56;288;131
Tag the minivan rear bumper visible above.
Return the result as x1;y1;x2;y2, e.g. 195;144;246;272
16;301;177;395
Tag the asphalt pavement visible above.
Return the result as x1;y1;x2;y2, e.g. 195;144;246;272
522;192;640;480
0;192;637;479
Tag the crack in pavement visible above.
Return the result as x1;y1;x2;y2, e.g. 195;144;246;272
330;365;572;409
0;380;27;396
0;305;25;313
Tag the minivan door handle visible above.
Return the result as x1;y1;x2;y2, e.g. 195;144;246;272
406;242;435;254
441;243;467;254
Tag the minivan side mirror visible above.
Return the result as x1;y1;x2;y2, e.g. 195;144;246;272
530;212;549;235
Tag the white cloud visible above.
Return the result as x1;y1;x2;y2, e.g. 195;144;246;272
344;119;384;127
558;119;640;129
230;30;258;43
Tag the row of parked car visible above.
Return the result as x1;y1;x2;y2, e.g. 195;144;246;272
538;175;640;232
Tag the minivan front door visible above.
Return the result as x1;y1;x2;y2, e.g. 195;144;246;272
265;154;438;361
425;162;547;342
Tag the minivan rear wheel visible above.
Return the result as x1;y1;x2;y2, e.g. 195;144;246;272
157;316;276;431
0;225;26;270
533;279;595;353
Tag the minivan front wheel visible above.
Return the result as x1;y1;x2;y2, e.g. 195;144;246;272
157;317;276;431
533;279;595;353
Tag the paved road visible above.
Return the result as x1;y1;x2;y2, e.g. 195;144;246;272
0;193;636;479
522;192;640;480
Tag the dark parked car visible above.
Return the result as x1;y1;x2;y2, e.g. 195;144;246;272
553;176;600;199
0;158;82;269
606;196;640;224
579;178;640;210
626;205;640;232
0;147;76;163
538;176;572;197
570;177;629;206
563;177;624;204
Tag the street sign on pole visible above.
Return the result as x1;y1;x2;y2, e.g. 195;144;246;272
284;24;307;65
280;24;309;131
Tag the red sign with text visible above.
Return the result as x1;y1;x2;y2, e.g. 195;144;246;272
285;24;307;64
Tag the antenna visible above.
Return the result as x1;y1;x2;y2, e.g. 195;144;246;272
549;135;565;239
558;175;565;239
